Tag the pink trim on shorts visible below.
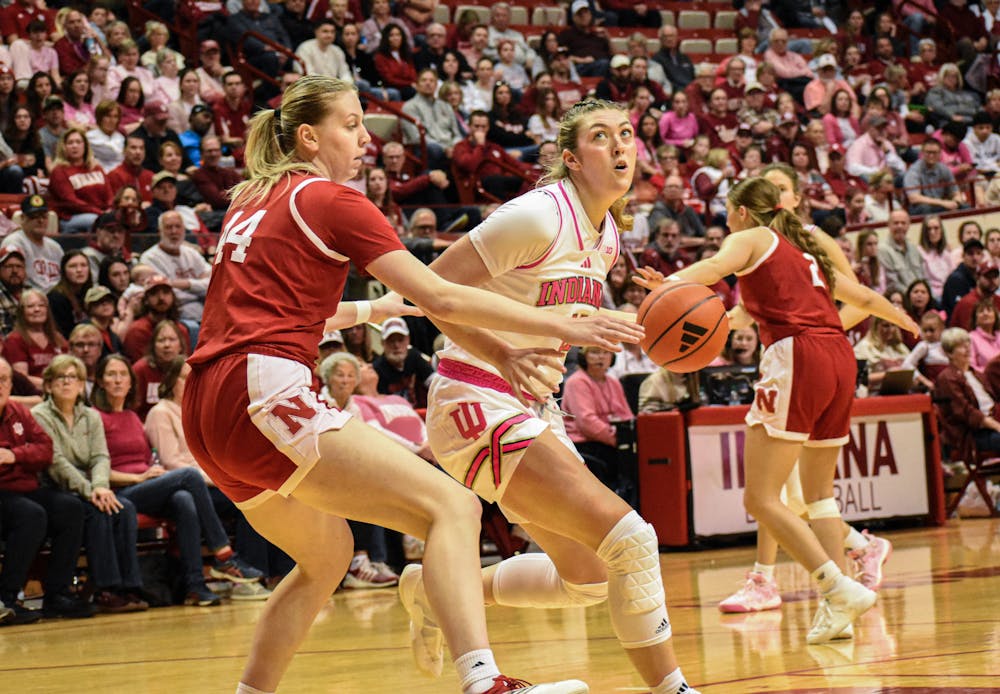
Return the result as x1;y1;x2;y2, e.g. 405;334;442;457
558;180;585;250
464;413;533;488
437;359;538;401
518;189;564;270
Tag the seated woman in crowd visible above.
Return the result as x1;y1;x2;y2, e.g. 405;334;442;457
563;346;635;500
92;354;264;606
710;327;761;368
373;23;417;101
67;323;103;395
47;250;93;339
5;106;47;181
116;76;145;134
145;357;277;596
854;316;911;392
63;70;96;130
790;142;840;222
48;127;113;234
526;87;560;144
108;40;155;102
33;355;148;613
167;69;206;136
132;319;186;421
934;327;1000;460
87;99;125;172
5;289;68;389
488;81;536;159
969;299;1000;372
903;279;940;349
25;72;55;129
365;166;404;236
918;215;955;302
863;169;897;224
925;63;981;127
854;230;887;295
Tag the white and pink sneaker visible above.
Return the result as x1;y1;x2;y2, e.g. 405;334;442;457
849;530;892;591
718;571;782;613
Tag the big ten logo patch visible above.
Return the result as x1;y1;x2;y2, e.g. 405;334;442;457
271;395;318;435
450;402;487;440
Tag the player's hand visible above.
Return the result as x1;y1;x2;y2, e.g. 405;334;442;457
494;346;565;405
560;314;644;351
633;266;667;291
895;309;921;338
371;292;423;323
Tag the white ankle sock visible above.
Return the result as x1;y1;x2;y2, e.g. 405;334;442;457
455;649;500;694
349;552;367;570
753;562;775;579
811;560;843;593
843;527;868;552
235;683;273;694
651;667;691;694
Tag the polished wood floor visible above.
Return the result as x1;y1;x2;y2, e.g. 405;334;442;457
3;520;999;693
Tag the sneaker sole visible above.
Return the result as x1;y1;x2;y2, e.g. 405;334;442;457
807;590;876;644
398;564;443;678
718;598;781;613
865;540;893;591
341;575;399;589
209;567;263;585
513;681;589;693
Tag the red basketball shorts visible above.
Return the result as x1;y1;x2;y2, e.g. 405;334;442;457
745;333;856;447
182;352;351;509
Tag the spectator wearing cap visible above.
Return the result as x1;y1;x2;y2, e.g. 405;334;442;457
0;246;26;335
943;238;986;315
652;23;694;91
764;111;800;164
194;41;226;106
82;212;127;278
878;209;926;295
762;28;813;102
950;259;1000;329
138;209;211;324
131;100;188;173
296;20;352;82
54;9;99;77
81;285;122;357
122;274;191;361
904;138;967;215
213;72;251;164
558;0;611;79
48;127;113;234
736;82;777;139
594;54;634;105
845;115;906;182
372;317;435;409
804;54;856;117
5;195;62;291
107;135;153;205
964;111;1000;175
145;172;209;237
178;103;215;167
190;136;242;212
318;329;345;365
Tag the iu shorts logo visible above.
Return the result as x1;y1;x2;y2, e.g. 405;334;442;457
755;387;779;414
450;402;487;440
271;396;318;435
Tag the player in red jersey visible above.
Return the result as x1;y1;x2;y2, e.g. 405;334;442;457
182;75;642;694
638;177;919;644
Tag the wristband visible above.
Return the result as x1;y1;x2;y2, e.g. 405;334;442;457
354;301;372;325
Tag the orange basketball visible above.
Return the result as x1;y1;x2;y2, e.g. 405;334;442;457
637;281;730;373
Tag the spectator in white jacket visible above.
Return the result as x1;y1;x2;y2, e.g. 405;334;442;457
964;111;1000;175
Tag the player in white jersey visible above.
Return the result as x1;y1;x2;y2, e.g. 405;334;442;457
400;99;700;694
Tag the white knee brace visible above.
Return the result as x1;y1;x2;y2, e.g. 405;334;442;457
807;497;841;520
492;553;608;609
596;511;672;649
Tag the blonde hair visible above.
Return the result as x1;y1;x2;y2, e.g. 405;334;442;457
941;327;970;353
318;351;361;387
41;354;88;405
727;177;836;291
53;127;95;169
538;98;633;232
705;148;729;169
230;75;358;208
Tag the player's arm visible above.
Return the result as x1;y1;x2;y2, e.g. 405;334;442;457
635;229;759;288
831;269;920;336
324;292;422;332
809;227;870;330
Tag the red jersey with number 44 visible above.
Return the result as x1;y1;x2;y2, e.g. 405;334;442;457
736;229;843;347
190;174;405;368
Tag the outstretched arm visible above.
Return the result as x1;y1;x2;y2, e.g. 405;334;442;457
832;269;920;336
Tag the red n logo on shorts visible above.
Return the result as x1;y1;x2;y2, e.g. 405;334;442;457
272;396;318;435
755;388;778;414
450;402;487;440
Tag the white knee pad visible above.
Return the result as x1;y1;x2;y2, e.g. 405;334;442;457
807;497;841;520
596;511;672;649
492;553;607;609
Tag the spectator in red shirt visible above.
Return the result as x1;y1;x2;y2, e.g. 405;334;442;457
53;9;97;77
190;136;242;212
640;219;693;276
49;126;113;233
452;110;533;201
213;71;251;166
106;135;153;204
373;23;418;100
0;0;54;44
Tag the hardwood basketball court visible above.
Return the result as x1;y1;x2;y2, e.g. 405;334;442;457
3;519;999;693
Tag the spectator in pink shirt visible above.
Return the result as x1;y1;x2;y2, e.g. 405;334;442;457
763;27;813;102
659;90;698;148
804;54;857;117
9;19;59;85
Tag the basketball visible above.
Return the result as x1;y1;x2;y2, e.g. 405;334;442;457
637;281;730;372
